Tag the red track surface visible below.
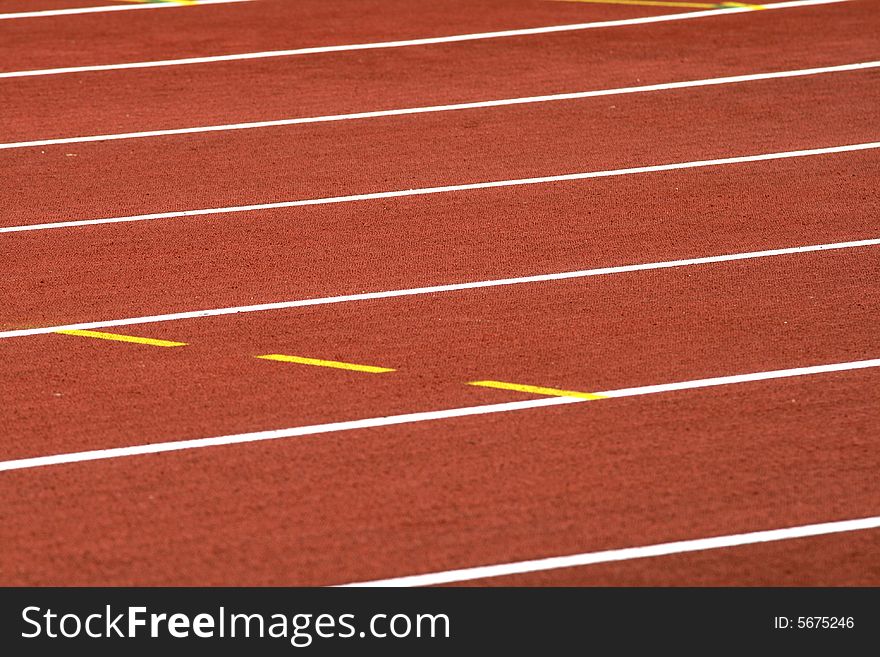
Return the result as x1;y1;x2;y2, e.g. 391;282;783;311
4;71;880;226
3;153;878;327
3;2;878;140
3;372;880;585
1;0;878;586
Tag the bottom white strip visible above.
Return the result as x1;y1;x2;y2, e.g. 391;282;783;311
340;515;880;586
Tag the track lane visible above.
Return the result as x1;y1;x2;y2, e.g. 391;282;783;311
2;150;878;330
1;368;877;584
1;247;877;459
0;0;676;72
1;0;874;141
2;70;878;230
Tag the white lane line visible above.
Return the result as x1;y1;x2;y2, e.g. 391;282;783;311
0;0;848;79
1;237;878;340
1;356;878;472
599;359;880;398
3;141;879;235
0;0;248;20
2;60;876;151
339;516;880;586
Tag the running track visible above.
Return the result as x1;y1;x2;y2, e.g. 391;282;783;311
1;0;878;586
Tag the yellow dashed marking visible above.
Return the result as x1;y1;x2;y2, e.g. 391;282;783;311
256;354;395;373
469;380;607;400
55;329;187;347
720;1;766;8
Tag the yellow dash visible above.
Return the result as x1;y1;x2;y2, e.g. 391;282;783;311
469;380;607;400
719;1;766;8
55;329;187;347
256;354;395;373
